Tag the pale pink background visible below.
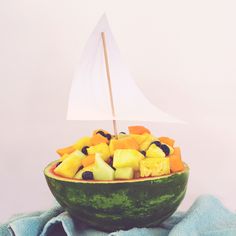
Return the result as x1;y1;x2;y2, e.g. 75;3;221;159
1;0;236;222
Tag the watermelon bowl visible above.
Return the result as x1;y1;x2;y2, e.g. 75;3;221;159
44;161;189;232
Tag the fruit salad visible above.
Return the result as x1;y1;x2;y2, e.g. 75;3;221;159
53;126;185;181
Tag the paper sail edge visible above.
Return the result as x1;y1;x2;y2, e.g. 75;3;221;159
66;14;186;124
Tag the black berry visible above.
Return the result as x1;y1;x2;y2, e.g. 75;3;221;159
108;157;116;170
106;133;112;140
150;141;161;147
119;132;126;134
81;146;89;155
82;171;94;180
56;161;62;167
161;144;170;156
140;150;146;156
96;130;107;138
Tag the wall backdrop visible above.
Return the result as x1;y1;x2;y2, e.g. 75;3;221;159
1;0;236;221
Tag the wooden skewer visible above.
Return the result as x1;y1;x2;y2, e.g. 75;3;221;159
101;32;118;136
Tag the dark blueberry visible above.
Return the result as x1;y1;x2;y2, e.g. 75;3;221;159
119;132;126;134
150;141;161;147
81;146;89;155
82;171;94;180
96;130;107;138
108;157;116;170
160;144;170;156
140;150;146;156
106;133;112;140
56;161;62;167
75;165;83;175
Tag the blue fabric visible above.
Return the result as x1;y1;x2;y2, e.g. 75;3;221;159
1;195;236;236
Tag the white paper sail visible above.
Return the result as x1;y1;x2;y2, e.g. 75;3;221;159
67;15;184;123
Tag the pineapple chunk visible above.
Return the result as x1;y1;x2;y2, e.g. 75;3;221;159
59;153;69;161
54;150;85;178
74;164;95;179
140;157;170;177
73;137;92;150
115;167;134;180
130;134;149;145
109;139;116;156
139;135;159;151
87;143;110;161
113;149;144;171
93;154;114;181
146;144;166;158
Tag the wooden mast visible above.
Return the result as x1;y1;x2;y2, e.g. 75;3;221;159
101;32;118;136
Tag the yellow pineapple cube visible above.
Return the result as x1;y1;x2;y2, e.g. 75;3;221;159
140;157;170;177
54;150;85;178
59;153;69;161
113;149;144;171
130;133;149;145
109;139;116;156
115;167;134;180
73;137;92;150
146;144;166;158
87;143;110;161
139;135;159;151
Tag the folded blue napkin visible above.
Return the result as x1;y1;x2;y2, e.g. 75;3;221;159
1;195;236;236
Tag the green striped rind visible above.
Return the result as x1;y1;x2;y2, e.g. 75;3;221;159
44;161;189;232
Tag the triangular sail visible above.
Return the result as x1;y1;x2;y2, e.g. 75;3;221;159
67;15;184;123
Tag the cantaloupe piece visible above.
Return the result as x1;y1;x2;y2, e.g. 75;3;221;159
91;133;109;145
56;145;75;156
93;154;114;181
159;137;175;147
128;126;150;135
116;137;139;150
173;147;181;158
169;155;184;172
109;137;139;156
81;154;95;167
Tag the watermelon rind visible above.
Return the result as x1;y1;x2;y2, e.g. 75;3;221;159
44;161;189;232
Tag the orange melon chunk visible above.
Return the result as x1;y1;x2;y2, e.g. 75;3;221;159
128;126;150;135
173;147;181;158
81;154;95;167
159;137;175;147
91;134;109;145
56;146;75;156
114;137;139;150
169;155;184;172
